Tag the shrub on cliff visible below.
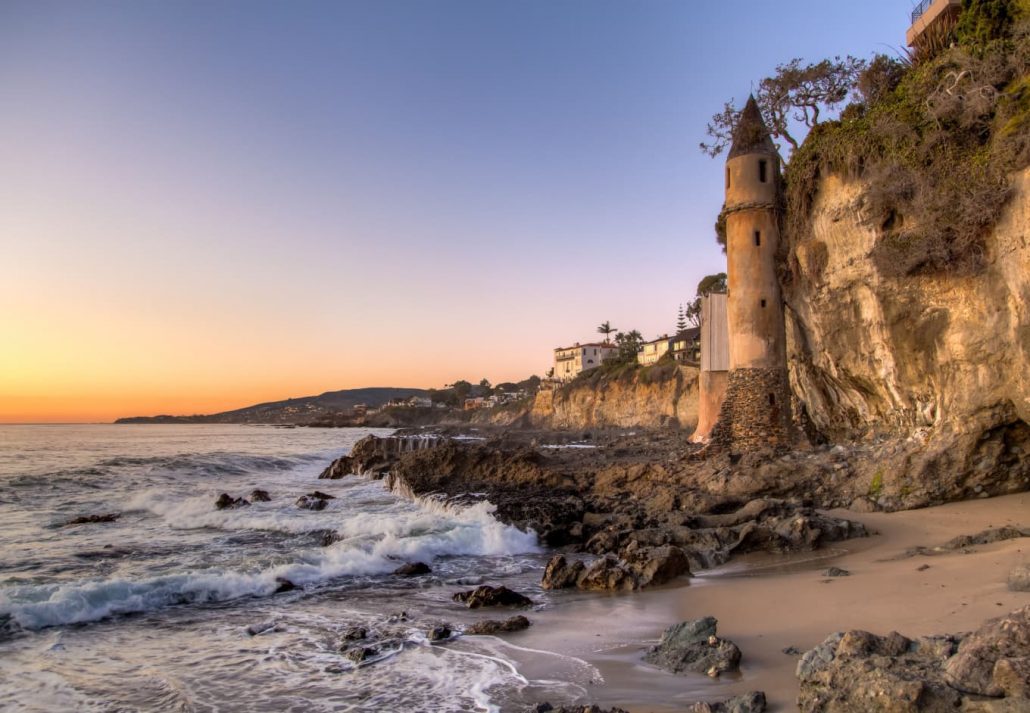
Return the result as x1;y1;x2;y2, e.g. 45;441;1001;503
785;0;1030;277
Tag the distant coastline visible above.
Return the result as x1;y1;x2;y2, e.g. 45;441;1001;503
114;387;429;425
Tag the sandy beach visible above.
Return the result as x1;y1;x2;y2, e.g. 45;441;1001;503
506;492;1029;711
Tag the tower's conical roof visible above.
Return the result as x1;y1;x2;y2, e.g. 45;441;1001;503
728;95;777;159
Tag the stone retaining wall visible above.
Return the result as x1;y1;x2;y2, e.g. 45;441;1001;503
710;367;793;451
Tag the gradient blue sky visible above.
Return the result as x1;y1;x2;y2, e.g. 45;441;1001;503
1;0;913;421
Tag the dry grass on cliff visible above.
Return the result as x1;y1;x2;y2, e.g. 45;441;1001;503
784;1;1030;278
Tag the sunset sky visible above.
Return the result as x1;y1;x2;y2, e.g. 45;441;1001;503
2;0;909;423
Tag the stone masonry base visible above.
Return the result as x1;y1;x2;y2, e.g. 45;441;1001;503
709;367;793;452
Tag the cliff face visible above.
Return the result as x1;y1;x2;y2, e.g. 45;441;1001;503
527;364;700;430
783;168;1029;498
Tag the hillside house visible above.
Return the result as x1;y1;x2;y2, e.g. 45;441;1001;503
670;327;701;364
907;0;962;50
553;342;618;381
637;335;672;366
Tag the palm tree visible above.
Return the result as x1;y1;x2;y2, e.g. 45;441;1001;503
597;321;616;343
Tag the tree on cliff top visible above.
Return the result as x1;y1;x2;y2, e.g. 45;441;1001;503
700;56;865;158
614;330;643;361
684;273;728;329
697;272;728;295
597;321;617;343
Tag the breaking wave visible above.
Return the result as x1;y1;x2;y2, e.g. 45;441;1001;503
1;496;540;630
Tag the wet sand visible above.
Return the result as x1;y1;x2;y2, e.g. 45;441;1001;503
507;492;1030;711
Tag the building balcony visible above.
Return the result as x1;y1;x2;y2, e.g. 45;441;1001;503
907;0;962;47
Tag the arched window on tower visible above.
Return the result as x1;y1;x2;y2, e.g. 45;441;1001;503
754;230;761;247
759;159;768;183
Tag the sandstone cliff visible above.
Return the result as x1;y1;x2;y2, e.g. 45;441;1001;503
525;363;700;430
783;167;1030;501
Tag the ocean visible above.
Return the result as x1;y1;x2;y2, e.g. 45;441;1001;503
0;424;596;712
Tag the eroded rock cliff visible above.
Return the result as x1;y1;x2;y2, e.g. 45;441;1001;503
528;364;700;430
784;167;1030;502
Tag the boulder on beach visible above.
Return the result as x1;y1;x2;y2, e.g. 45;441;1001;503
822;567;850;577
249;489;271;502
688;692;766;713
465;615;531;635
1008;564;1030;592
643;617;741;675
576;555;637;592
541;555;585;590
452;585;533;609
797;607;1030;711
393;562;432;576
215;493;250;510
310;491;336;500
61;513;120;526
944;605;1030;698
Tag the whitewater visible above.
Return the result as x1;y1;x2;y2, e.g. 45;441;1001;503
0;424;596;712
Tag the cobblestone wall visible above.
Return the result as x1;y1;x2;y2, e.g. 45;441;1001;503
709;367;793;451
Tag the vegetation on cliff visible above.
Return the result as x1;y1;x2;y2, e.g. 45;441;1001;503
706;1;1029;275
785;0;1030;276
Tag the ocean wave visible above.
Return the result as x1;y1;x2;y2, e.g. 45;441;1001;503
0;497;540;630
98;452;319;476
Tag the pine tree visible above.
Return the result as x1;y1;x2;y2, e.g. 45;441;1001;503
676;304;687;333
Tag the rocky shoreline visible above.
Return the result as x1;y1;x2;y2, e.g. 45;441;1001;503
312;427;1029;711
320;428;874;579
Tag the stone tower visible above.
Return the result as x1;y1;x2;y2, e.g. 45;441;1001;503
709;96;793;451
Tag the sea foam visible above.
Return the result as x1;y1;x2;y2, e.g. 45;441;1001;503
1;489;540;630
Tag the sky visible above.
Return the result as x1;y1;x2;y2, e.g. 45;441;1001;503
1;0;913;423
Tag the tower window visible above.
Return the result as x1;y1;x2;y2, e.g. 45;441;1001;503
768;393;776;406
759;159;768;183
754;230;761;247
760;298;767;308
726;167;731;189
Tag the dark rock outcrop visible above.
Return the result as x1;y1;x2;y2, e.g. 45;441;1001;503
465;616;531;635
249;489;271;502
61;513;120;526
318;530;342;547
944;606;1030;698
797;606;1030;711
274;577;298;593
644;617;741;676
215;494;250;510
345;646;379;663
393;562;432;576
296;492;335;508
452;585;533;609
688;692;766;713
428;625;453;642
296;495;328;511
341;626;367;642
541;555;586;590
823;567;850;577
319;456;353;479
